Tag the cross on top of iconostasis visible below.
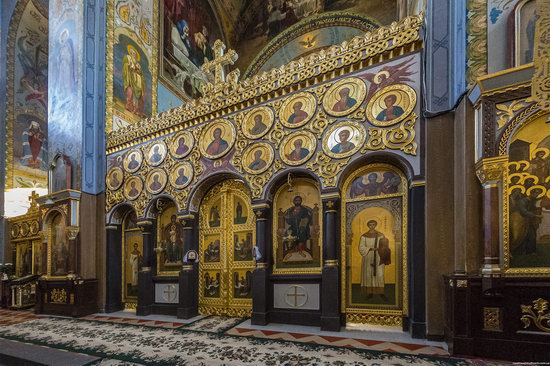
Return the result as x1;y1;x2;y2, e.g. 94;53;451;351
201;39;238;85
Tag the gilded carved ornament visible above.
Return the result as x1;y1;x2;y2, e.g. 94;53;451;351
521;298;550;333
532;0;550;112
106;15;423;150
475;157;508;185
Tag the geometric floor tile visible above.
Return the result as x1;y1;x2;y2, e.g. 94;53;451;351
226;327;450;356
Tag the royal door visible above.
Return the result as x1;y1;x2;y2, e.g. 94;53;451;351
199;180;255;317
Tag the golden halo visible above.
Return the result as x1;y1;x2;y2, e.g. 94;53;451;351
199;119;236;159
169;131;194;159
321;121;365;159
124;177;143;201
169;162;193;189
279;131;316;166
242;106;274;139
127;44;141;61
374;70;390;84
526;185;547;199
107;167;124;191
123;149;143;173
322;77;366;117
279;92;316;128
531;147;550;160
366;83;416;127
242;142;274;175
145;169;167;195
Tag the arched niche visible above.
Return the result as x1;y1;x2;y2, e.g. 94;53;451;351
341;163;408;326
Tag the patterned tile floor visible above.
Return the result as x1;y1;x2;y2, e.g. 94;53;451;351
0;309;511;365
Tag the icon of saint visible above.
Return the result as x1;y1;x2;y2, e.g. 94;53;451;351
149;174;162;192
287;101;309;124
380;172;401;194
248;150;267;171
330;129;356;154
110;171;121;188
129;243;142;287
206;127;229;156
204;240;220;262
376;94;404;121
209;206;221;227
162;215;184;263
234;202;247;224
332;87;357;112
249;114;268;135
283;195;313;260
175;167;188;186
286;138;310;161
128;181;139;198
127;153;140;170
150;145;163;164
363;173;381;196
359;220;391;301
123;45;145;115
175;137;189;156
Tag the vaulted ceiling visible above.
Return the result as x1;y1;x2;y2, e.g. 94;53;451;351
208;0;399;73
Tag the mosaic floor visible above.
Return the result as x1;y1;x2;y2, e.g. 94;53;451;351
0;309;508;365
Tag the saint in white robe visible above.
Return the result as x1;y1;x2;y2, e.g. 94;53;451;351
359;233;385;294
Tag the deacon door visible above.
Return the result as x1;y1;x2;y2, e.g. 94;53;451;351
199;180;255;317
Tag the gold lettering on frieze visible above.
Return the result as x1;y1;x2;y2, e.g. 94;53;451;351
521;298;550;333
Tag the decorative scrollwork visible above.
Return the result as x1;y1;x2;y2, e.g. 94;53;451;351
363;113;417;155
521;298;550;333
496;99;531;130
532;0;550;112
50;288;67;304
306;154;350;187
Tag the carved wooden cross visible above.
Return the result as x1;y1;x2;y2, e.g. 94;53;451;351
201;39;238;85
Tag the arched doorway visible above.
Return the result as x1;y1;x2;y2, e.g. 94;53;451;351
341;163;408;326
198;180;255;317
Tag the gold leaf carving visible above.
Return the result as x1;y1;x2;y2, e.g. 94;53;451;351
306;154;349;187
521;298;550;333
363;114;417;155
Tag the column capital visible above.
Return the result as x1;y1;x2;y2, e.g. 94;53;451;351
475;156;508;186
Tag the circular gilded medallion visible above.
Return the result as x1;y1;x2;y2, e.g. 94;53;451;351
124;176;143;201
30;221;39;235
366;83;416;127
169;131;194;159
146;141;168;166
280;131;317;166
242;106;274;139
169;162;194;189
279;92;316;128
123;149;143;173
146;169;168;195
10;224;19;238
322;77;366;117
242;142;274;174
106;166;124;191
21;222;29;237
322;121;366;159
199;119;236;159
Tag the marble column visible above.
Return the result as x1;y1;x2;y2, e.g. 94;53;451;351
251;204;270;325
178;214;198;319
105;224;122;313
321;194;341;331
137;220;154;316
